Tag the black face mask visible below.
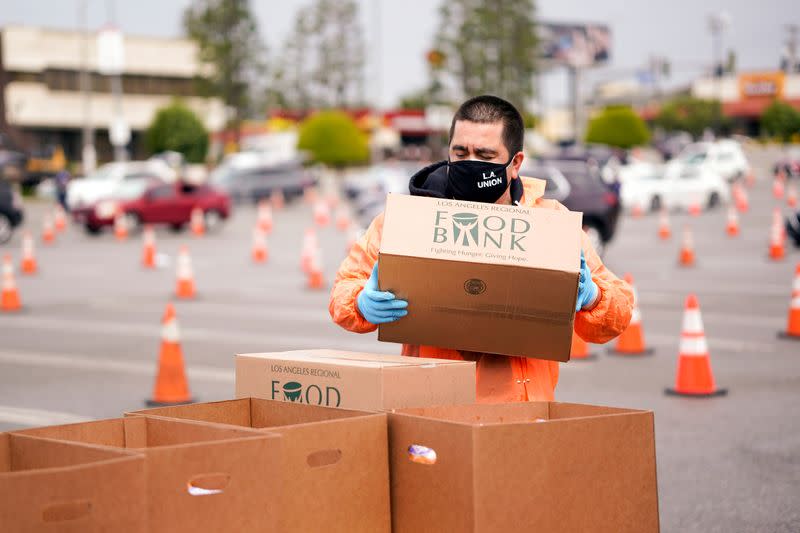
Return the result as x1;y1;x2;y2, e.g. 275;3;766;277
446;157;512;203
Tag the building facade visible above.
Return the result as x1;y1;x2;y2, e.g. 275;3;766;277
0;25;225;165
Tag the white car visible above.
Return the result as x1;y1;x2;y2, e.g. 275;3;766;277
621;164;729;213
66;160;176;210
668;140;750;183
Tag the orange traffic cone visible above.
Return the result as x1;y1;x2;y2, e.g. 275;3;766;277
631;204;644;218
300;228;317;274
1;255;22;312
113;211;128;241
773;175;785;200
570;333;596;360
306;248;325;290
42;214;55;244
142;226;156;269
679;226;695;267
778;263;800;340
687;201;702;217
175;246;196;299
53;205;67;233
733;183;749;213
146;303;193;406
190;208;205;237
725;206;740;237
787;184;798;208
335;205;351;232
665;295;726;397
271;189;285;210
658;209;671;240
326;192;341;210
20;231;38;275
611;274;654;356
769;208;785;261
745;169;756;188
304;186;318;205
313;200;331;227
257;200;273;233
252;226;268;264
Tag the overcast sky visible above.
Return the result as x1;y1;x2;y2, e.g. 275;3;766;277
2;0;798;109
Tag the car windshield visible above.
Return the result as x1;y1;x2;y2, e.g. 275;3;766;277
85;164;121;180
110;179;150;200
680;151;707;165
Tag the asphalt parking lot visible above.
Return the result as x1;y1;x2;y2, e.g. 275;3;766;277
1;145;798;532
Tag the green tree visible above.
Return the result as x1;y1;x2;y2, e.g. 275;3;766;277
653;96;730;138
433;0;538;112
761;100;800;141
297;111;369;167
183;0;265;142
585;106;650;149
272;0;365;110
145;102;209;163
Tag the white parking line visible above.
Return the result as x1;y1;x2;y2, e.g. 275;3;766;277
0;405;92;428
0;349;234;383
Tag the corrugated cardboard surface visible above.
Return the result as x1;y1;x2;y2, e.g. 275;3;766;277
236;350;476;410
388;402;659;533
17;416;283;533
378;193;582;361
129;398;391;533
0;432;147;532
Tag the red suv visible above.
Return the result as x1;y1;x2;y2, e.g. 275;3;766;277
74;178;231;234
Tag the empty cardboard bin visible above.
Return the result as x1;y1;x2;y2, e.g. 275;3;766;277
129;397;391;533
0;432;147;533
16;415;282;533
388;402;659;533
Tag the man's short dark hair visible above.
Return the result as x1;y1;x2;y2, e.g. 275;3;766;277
449;95;524;157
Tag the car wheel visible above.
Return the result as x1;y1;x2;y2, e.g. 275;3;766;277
650;196;662;212
124;212;142;233
707;192;721;209
583;225;605;257
84;223;102;236
204;209;223;232
0;213;13;244
169;223;185;233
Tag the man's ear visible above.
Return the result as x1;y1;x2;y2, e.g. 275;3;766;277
508;151;525;179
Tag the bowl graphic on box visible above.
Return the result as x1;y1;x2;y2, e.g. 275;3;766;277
452;212;479;246
283;381;302;402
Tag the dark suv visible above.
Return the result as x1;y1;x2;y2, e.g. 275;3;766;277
0;179;24;244
522;160;621;256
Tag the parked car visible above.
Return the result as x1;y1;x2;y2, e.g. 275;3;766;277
66;160;177;210
773;146;800;178
73;178;230;235
523;159;621;256
620;163;729;213
653;131;693;161
667;140;750;183
0;178;24;244
210;153;316;203
787;210;800;248
342;161;421;201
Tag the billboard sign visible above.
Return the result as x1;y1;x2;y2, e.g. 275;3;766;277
539;23;611;68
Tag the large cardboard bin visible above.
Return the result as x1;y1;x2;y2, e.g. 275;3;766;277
379;193;583;361
130;397;391;533
17;416;282;533
0;432;147;532
236;349;475;410
388;402;659;533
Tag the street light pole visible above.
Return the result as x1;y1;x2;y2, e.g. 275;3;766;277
707;11;731;136
78;0;96;174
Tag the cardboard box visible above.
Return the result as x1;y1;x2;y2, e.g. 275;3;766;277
0;432;147;532
129;398;391;533
388;402;659;533
236;349;476;411
378;193;583;361
17;416;283;533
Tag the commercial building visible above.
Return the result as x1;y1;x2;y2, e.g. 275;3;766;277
0;25;225;165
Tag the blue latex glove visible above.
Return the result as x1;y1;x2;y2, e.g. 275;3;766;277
576;250;599;312
357;262;409;324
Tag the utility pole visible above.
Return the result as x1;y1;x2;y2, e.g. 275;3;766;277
707;11;731;136
79;0;96;174
786;24;798;73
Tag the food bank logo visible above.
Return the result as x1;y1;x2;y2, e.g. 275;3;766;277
271;380;341;407
433;210;530;251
